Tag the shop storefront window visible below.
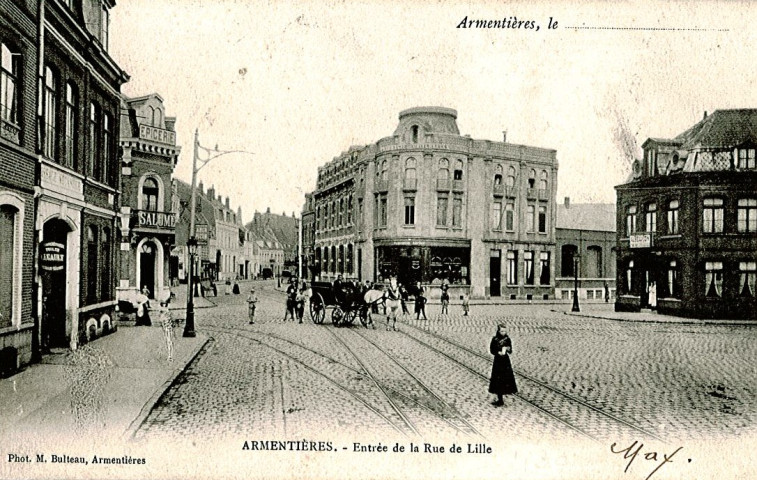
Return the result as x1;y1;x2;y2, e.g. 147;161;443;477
375;246;469;285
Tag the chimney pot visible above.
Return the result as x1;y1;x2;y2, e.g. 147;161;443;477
564;197;570;208
703;111;708;119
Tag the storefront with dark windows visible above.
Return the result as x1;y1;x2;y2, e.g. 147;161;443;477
374;242;470;287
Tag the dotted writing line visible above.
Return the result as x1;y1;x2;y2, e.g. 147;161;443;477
565;26;730;32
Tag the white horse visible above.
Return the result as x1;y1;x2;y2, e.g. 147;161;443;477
362;289;385;328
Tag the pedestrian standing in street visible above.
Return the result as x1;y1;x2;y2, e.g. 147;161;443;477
158;291;176;362
298;282;312;324
384;276;401;331
246;288;258;324
488;324;518;406
284;279;297;321
135;289;152;326
440;283;450;315
399;283;410;315
461;292;470;316
604;281;610;303
414;281;427;320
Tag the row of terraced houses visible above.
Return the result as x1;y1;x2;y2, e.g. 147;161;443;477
0;1;297;375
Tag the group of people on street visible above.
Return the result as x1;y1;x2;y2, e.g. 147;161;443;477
284;278;312;323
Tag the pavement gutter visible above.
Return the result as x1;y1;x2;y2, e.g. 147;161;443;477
121;335;213;442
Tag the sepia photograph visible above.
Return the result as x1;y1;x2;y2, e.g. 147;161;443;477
0;0;755;479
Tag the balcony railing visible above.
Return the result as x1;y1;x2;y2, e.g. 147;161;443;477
375;178;389;192
403;177;418;191
505;186;517;198
132;210;177;230
436;178;450;191
538;189;549;201
492;184;504;197
526;188;537;199
452;179;465;192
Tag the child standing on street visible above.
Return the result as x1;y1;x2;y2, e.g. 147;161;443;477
440;284;450;315
247;288;258;324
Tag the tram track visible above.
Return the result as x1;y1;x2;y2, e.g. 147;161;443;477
201;325;412;438
206;324;484;439
397;319;666;444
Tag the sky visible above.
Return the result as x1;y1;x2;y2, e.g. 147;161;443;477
109;0;756;223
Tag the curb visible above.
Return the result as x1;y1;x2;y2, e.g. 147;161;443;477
556;310;756;327
122;335;213;441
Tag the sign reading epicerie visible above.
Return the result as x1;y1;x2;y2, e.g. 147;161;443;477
139;124;176;145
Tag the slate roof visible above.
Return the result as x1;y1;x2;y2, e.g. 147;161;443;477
675;109;757;150
555;203;616;232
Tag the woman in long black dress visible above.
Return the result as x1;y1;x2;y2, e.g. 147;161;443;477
489;324;517;406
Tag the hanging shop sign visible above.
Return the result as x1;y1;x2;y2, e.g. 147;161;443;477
40;242;65;271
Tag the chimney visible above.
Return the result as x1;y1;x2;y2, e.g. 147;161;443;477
703;111;708;120
237;206;242;223
564;197;570;208
225;196;230;208
266;207;271;214
207;185;215;200
502;130;507;142
165;116;176;132
198;181;204;194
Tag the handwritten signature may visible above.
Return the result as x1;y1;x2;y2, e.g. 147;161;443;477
610;440;686;480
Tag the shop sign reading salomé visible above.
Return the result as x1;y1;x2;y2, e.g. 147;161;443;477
138;211;177;229
40;242;65;271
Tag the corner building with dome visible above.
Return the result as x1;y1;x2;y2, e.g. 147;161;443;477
305;107;558;300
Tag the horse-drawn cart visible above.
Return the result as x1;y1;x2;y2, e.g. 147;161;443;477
308;282;383;327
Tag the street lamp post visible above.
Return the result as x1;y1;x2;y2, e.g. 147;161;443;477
572;254;581;312
183;128;253;335
184;236;198;337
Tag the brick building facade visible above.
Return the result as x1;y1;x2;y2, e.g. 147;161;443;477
0;0;39;373
615;110;757;319
118;94;179;303
35;0;128;351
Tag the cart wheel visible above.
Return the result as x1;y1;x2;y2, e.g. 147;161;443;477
359;306;370;327
310;293;325;324
344;309;357;325
331;306;344;326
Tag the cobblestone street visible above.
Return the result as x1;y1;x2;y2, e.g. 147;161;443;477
134;281;757;458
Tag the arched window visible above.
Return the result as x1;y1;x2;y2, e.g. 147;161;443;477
453;159;464;181
147;106;154;126
64;82;78;169
438;158;449;181
494;164;503;185
142;177;159;211
153;108;163;128
528;169;536;188
405;157;416;179
87;226;98;303
101;228;111;301
585;246;602;278
561;245;578;277
0;205;18;327
43;66;57;158
380;160;387;182
506;166;516;187
539;170;548;190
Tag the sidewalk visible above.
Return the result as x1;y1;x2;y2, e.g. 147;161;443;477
168;284;217;312
0;322;208;450
556;303;756;326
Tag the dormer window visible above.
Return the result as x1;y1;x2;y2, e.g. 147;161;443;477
411;125;419;143
738;148;756;169
647;149;657;177
453;159;463;180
